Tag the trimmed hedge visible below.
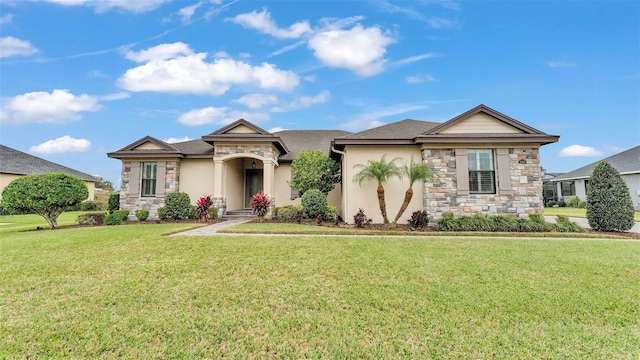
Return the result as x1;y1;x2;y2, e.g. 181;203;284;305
135;209;149;221
274;205;302;221
164;192;192;220
301;189;327;219
107;193;120;213
434;213;583;233
112;210;130;222
77;212;105;225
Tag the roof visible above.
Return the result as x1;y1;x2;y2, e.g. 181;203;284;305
552;145;640;181
200;119;289;154
0;144;98;182
275;130;351;162
336;119;440;141
107;136;184;159
170;140;213;157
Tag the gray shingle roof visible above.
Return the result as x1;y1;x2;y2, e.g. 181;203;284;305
553;145;640;181
274;130;351;161
170;140;213;156
337;119;441;140
0;144;98;181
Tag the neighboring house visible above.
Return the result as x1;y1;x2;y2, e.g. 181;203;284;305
542;172;563;204
551;145;640;210
108;104;559;222
0;144;97;200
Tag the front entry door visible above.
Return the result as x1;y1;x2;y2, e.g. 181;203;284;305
245;169;263;208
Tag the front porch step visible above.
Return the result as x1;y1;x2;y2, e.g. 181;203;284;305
223;209;256;220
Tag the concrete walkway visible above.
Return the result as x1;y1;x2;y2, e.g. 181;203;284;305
170;217;640;237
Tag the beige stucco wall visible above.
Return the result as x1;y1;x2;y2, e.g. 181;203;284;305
179;159;215;203
225;158;245;210
440;113;523;134
134;142;163;150
341;145;424;224
273;164;342;210
0;173;94;201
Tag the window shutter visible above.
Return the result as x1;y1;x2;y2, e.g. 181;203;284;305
156;161;166;197
455;149;469;195
129;161;140;196
496;148;512;195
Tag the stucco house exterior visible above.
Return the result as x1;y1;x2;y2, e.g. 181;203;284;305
551;145;640;210
107;104;559;222
0;144;97;200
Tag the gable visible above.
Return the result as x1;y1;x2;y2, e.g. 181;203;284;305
437;113;524;134
226;124;260;134
133;142;165;150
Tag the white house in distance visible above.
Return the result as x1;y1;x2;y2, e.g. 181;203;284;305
551;145;640;210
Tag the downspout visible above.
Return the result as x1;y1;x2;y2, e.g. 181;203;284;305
331;145;348;223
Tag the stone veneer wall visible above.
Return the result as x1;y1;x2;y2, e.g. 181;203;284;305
423;148;543;220
119;160;180;220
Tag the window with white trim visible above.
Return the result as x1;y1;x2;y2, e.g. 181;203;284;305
141;162;157;197
468;149;496;194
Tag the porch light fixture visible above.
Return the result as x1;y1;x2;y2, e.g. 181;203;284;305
251;160;256;169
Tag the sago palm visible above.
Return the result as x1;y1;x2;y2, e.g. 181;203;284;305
392;157;438;224
352;155;402;225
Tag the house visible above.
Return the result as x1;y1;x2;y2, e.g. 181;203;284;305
542;172;563;205
551;145;640;210
107;104;559;222
0;144;98;200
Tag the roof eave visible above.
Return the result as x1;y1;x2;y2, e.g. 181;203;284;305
415;135;560;145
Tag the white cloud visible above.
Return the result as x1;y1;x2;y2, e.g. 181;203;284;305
0;36;38;58
269;126;287;132
547;61;577;68
30;136;92;154
99;92;130;101
407;73;436;84
0;14;13;24
308;24;394;76
393;53;440;66
341;103;428;131
164;136;192;143
227;8;311;39
559;145;603;157
178;2;202;24
88;69;110;78
119;42;299;95
373;1;458;28
233;93;278;109
271;90;330;112
177;106;269;126
44;0;170;13
1;89;101;124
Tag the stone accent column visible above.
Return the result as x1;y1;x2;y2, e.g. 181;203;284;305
213;159;225;217
262;160;275;218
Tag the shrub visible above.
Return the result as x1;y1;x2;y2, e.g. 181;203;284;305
586;161;635;231
157;207;167;220
104;213;122;226
567;197;580;208
1;173;88;229
274;205;302;221
546;200;557;207
408;210;429;230
209;207;219;220
164;192;191;220
578;201;587;209
107;193;120;213
554;215;586;233
77;212;105;225
435;213;556;232
188;205;198;220
316;214;323;224
113;210;130;222
324;205;339;223
490;215;518;231
557;200;566;207
80;201;99;211
353;208;371;228
301;189;327;219
288;150;341;198
196;195;214;221
251;192;271;221
135;209;149;221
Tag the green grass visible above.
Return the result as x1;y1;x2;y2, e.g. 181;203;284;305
1;224;639;358
0;211;97;233
220;222;625;238
544;207;640;221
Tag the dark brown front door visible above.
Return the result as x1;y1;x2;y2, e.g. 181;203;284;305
245;169;263;208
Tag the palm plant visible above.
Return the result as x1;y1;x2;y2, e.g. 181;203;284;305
392;157;438;224
352;155;402;225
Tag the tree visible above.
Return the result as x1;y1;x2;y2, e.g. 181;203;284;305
353;155;402;225
94;176;115;192
1;173;88;229
289;150;340;198
586;161;635;231
392;157;438;224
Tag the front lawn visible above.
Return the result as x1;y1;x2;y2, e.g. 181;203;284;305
544;207;640;221
0;211;96;233
1;224;638;358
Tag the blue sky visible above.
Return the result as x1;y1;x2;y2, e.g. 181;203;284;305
1;0;638;186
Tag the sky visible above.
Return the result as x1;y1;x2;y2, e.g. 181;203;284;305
1;0;639;187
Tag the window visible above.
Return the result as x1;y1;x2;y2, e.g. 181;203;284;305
561;181;575;196
468;149;495;194
141;162;157;197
